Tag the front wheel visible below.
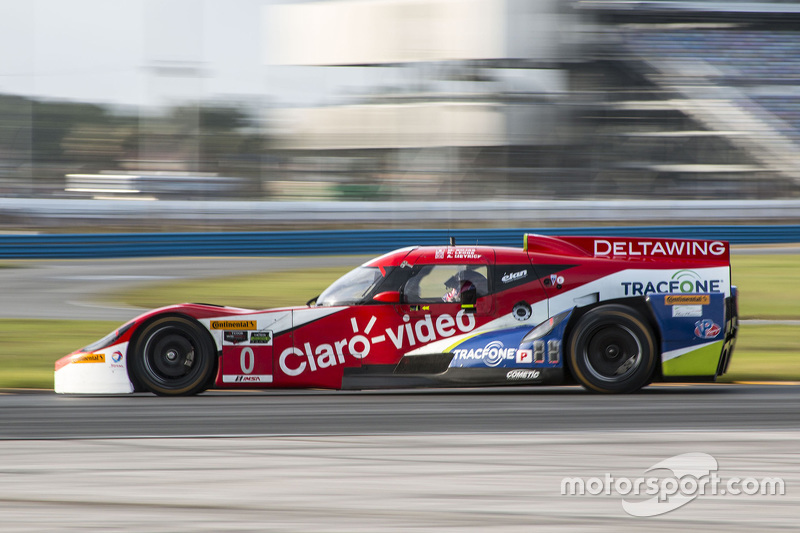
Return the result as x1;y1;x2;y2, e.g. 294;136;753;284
567;305;656;394
130;316;216;396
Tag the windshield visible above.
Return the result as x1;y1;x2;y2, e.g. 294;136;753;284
317;266;384;306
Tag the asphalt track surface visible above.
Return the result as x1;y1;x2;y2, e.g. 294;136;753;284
1;383;799;440
1;385;799;532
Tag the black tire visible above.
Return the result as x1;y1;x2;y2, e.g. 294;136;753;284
567;305;656;394
130;316;216;396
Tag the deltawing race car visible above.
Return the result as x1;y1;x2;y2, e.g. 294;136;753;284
55;234;738;395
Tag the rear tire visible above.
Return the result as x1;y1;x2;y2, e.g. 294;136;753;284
130;316;216;396
567;305;656;394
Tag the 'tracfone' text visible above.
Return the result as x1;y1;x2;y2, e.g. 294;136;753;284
622;279;722;296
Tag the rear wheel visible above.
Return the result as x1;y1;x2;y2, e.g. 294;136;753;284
130;316;216;396
567;305;656;394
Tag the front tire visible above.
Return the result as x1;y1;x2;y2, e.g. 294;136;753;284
567;305;656;394
130;316;216;396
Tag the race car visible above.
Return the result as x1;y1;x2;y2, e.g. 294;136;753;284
55;233;738;395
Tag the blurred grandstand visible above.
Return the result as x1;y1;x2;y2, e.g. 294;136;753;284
257;0;800;202
1;0;800;212
574;0;800;199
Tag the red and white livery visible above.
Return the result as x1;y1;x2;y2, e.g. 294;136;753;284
55;234;738;395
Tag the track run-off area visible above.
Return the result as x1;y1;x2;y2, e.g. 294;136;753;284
1;385;799;532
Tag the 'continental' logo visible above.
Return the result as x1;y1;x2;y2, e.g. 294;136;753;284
73;353;105;364
665;295;710;305
211;320;257;330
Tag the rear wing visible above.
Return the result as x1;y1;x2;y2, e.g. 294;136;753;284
524;234;730;263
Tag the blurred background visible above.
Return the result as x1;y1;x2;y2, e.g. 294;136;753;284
2;7;798;531
2;0;800;230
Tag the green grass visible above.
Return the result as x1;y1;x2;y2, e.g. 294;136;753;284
0;320;119;388
112;267;352;310
721;324;800;381
2;253;799;389
731;254;800;319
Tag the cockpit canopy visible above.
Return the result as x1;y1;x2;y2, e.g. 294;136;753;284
316;266;385;307
316;263;489;307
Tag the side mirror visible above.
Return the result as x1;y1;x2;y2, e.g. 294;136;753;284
373;291;401;304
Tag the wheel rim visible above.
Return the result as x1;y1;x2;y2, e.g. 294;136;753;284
142;327;201;386
581;324;643;383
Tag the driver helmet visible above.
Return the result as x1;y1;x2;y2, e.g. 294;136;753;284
442;270;481;302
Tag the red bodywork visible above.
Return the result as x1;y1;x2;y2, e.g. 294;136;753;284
55;234;733;393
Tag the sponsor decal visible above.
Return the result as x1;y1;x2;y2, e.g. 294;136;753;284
249;331;272;345
622;270;722;296
280;311;476;377
73;353;105;364
694;319;721;339
594;239;727;258
512;302;532;321
501;269;527;284
453;340;516;368
546;274;565;288
672;305;703;318
516;349;532;364
224;331;249;344
665;294;711;305
507;369;540;380
211;320;256;330
222;375;273;383
110;350;125;369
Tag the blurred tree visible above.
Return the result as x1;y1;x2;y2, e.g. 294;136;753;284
0;94;272;197
198;106;249;131
62;124;134;170
31;100;108;164
0;95;32;152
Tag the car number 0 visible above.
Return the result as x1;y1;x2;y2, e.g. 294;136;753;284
240;347;255;374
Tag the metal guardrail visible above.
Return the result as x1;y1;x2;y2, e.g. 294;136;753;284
1;226;799;259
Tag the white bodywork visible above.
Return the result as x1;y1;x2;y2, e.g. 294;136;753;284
54;342;134;394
